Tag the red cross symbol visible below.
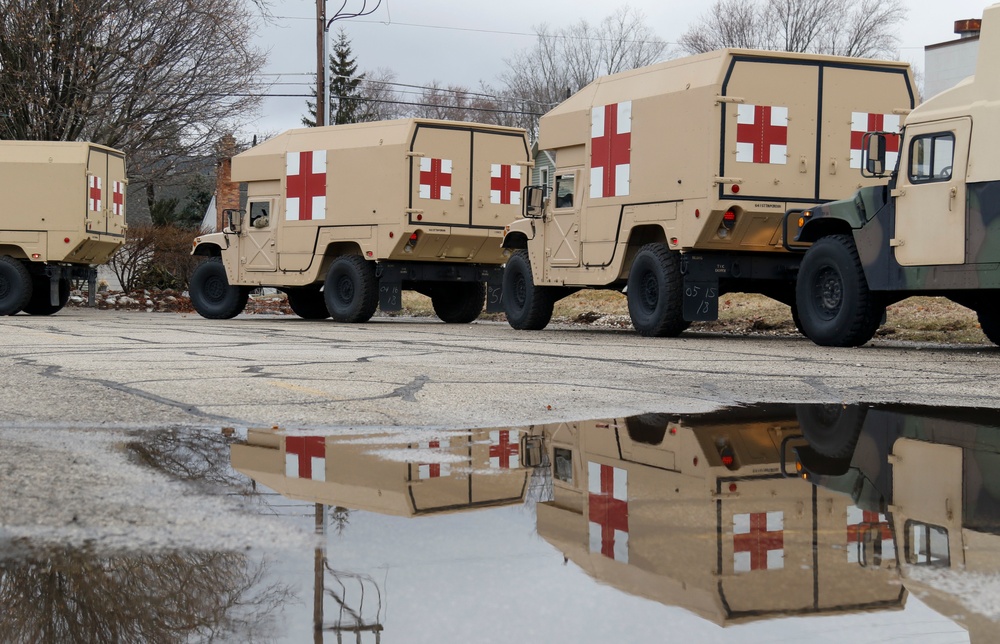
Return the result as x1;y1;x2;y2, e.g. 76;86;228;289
89;176;102;212
112;181;125;216
419;158;452;200
736;105;788;164
285;436;326;480
733;512;784;571
847;509;893;544
588;462;629;561
490;164;521;205
417;440;451;479
489;430;519;469
286;150;327;221
590;101;631;198
850;113;901;153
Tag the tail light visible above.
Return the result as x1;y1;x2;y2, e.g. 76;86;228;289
404;231;419;253
718;442;738;471
722;208;737;230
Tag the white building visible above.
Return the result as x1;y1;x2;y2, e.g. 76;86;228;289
924;19;981;99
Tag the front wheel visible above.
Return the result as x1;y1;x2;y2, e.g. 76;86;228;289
0;256;33;315
286;287;330;320
23;276;70;315
796;235;883;347
502;250;554;330
626;243;688;337
324;255;378;323
431;282;485;323
189;258;249;319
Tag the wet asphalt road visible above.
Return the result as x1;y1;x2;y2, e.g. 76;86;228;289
3;308;999;430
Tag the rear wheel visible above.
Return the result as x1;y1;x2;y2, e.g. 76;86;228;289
0;256;32;315
324;255;378;323
626;243;689;337
190;258;248;319
431;282;485;323
24;276;70;315
503;250;554;330
286;287;330;320
796;234;884;347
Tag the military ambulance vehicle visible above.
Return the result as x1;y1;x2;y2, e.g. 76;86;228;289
191;119;530;323
231;427;529;516
501;50;914;335
522;408;904;625
789;3;1000;347
792;404;1000;642
0;141;127;315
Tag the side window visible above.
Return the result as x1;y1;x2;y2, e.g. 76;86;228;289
908;133;955;183
540;167;550;199
554;173;575;209
249;201;271;229
904;520;950;566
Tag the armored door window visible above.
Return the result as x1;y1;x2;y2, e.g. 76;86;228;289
904;520;950;566
249;201;271;229
908;133;955;183
554;173;575;209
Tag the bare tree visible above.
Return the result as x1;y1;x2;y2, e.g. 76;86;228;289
498;5;668;136
0;0;268;208
681;0;907;59
356;67;408;121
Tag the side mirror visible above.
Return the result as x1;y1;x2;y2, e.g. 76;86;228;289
863;133;888;177
224;208;244;233
523;185;545;219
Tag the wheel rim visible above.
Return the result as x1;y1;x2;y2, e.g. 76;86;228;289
813;266;843;321
205;275;227;302
639;270;659;312
513;274;527;308
335;274;355;304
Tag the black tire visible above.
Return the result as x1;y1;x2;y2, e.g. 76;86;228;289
796;235;884;347
431;282;485;323
503;250;554;330
626;243;689;337
286;287;330;320
796;403;867;459
791;302;804;335
189;258;248;320
23;276;70;315
0;256;33;316
978;306;1000;346
324;255;378;323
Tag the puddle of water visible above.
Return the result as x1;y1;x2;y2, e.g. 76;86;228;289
4;404;999;642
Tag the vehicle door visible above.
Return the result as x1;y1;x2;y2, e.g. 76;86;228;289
409;125;471;227
86;147;127;238
892;118;971;266
543;169;582;274
241;198;278;273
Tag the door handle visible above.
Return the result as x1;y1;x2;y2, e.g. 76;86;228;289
949;186;958;211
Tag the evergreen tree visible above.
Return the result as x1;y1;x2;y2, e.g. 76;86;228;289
303;29;365;126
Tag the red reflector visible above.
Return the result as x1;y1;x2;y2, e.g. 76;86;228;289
729;483;737;493
693;457;699;466
389;232;394;238
670;237;678;245
695;209;701;218
64;237;71;243
731;184;740;194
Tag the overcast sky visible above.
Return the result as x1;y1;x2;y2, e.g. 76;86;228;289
247;0;995;135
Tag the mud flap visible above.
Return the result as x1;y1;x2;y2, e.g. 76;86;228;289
377;264;403;312
682;278;719;321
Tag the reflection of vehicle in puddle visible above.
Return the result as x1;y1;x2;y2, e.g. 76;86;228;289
231;427;533;640
521;407;905;626
231;428;530;515
793;405;1000;643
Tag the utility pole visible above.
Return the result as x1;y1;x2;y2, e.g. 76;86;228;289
316;0;327;126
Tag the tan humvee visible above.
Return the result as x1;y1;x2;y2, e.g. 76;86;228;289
191;119;530;323
0;141;127;315
502;50;915;335
231;427;529;515
526;411;904;625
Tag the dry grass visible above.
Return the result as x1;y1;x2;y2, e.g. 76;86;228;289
399;290;990;344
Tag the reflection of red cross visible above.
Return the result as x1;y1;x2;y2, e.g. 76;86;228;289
589;464;629;559
851;114;900;153
489;430;519;469
733;513;783;570
737;106;787;164
420;158;452;200
286;436;326;479
287;151;326;221
112;181;125;216
847;510;892;544
89;176;102;211
420;440;443;478
490;165;520;205
591;103;631;198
